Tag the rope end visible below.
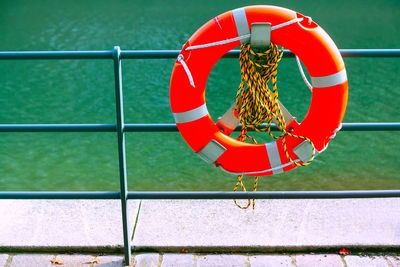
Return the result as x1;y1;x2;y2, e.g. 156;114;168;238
177;54;196;88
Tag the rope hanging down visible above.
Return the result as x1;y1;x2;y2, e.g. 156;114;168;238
233;42;316;209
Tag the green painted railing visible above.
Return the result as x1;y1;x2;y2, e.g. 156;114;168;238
0;122;399;132
0;48;399;264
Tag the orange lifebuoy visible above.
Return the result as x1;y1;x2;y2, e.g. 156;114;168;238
170;5;348;176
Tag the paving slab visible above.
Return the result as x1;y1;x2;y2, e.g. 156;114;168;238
132;198;400;252
249;255;293;266
51;254;92;266
196;254;248;267
295;254;344;267
0;200;139;252
0;255;9;267
3;253;399;267
52;254;124;266
9;254;53;267
387;256;400;266
344;255;389;267
96;255;125;267
134;253;160;267
161;254;194;267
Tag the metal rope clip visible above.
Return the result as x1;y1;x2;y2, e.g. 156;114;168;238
250;23;271;50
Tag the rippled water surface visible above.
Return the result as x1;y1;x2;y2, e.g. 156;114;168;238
0;0;399;191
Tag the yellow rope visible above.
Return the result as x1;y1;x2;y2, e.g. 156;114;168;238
233;43;316;209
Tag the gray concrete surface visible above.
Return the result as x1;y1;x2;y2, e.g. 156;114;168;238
0;200;139;252
387;256;400;266
0;255;8;267
1;254;124;267
1;253;399;267
1;198;399;256
344;255;390;267
9;254;53;267
161;254;194;267
132;199;400;252
249;255;293;266
196;255;248;267
53;254;124;266
134;253;160;267
295;254;344;267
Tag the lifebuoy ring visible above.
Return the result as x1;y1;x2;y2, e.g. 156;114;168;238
170;5;348;176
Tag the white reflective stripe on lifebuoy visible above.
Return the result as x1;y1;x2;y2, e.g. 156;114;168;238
265;142;284;174
232;8;250;44
173;104;209;124
293;140;318;163
197;139;227;164
311;69;347;88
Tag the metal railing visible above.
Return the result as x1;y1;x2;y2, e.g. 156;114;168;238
0;47;400;264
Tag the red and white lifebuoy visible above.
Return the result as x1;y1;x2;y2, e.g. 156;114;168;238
170;5;348;176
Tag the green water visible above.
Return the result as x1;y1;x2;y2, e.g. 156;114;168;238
0;0;399;191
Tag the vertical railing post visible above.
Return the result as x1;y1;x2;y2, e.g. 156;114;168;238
112;46;131;265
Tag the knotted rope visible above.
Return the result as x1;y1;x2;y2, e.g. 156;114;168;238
233;43;316;209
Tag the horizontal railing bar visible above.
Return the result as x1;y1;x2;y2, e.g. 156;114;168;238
0;123;399;132
0;124;116;132
0;51;113;60
1;190;399;199
0;191;120;199
122;50;182;59
125;124;180;132
338;122;400;131
120;49;400;59
0;49;399;60
126;190;400;199
337;49;400;58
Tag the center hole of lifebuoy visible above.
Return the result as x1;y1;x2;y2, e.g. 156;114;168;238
205;58;241;124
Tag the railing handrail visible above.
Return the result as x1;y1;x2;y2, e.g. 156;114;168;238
1;190;400;199
0;122;399;132
0;49;400;60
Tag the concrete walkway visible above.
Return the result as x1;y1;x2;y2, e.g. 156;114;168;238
132;199;400;252
0;200;139;252
0;198;399;265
